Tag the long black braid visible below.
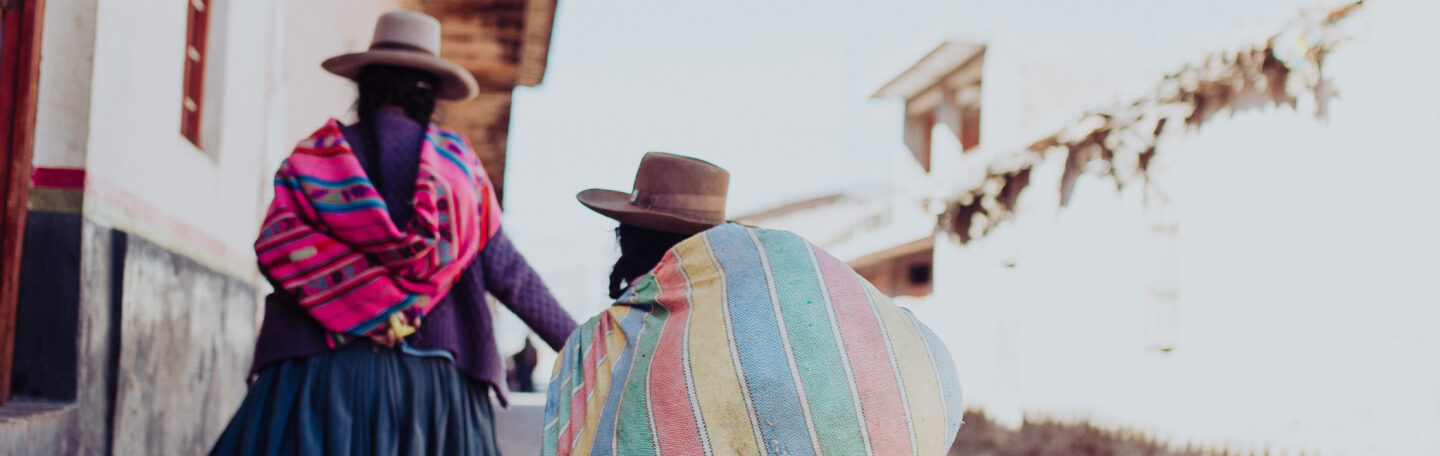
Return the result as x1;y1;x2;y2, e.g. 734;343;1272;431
608;224;692;299
354;65;439;191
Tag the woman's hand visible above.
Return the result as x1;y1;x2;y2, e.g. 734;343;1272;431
368;329;400;348
367;312;421;347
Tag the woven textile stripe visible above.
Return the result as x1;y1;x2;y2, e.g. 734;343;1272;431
755;229;869;455
869;282;947;452
684;235;762;454
711;226;816;455
590;307;648;453
254;119;501;339
650;249;707;455
815;240;914;454
542;224;963;456
614;274;666;456
910;311;966;436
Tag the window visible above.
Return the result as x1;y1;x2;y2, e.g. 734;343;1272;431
900;77;981;172
877;43;985;173
908;263;932;287
851;240;935;298
179;0;210;147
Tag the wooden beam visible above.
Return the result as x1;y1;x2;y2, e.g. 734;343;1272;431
407;0;555;87
398;0;560;202
402;0;525;16
430;14;523;87
897;50;984;117
443;91;513;205
847;237;934;271
516;0;557;86
0;0;46;404
470;63;520;90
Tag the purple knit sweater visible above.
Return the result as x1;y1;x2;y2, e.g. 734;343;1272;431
248;110;578;405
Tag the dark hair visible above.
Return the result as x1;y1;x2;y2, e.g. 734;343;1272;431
354;65;439;190
608;224;691;299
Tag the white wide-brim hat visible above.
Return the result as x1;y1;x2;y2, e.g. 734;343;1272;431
321;11;479;101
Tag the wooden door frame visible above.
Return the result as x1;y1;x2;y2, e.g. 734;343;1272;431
0;0;46;404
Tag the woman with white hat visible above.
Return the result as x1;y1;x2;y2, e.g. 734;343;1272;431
210;11;577;455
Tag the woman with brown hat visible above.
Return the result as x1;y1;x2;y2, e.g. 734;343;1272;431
543;153;964;455
576;152;734;298
210;11;577;455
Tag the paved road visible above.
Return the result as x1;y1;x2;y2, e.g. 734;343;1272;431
495;392;547;456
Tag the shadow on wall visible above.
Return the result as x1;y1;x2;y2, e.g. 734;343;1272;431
951;411;1258;456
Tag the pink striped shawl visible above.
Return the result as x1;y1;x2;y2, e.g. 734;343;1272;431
255;120;501;342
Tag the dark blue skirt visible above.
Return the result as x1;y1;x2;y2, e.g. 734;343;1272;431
209;343;500;455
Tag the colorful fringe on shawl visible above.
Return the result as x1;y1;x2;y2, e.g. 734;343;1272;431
255;120;500;342
543;224;963;456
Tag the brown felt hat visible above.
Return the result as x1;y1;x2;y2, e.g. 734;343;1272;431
321;11;480;101
577;152;730;235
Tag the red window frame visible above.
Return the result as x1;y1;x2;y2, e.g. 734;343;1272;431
179;0;210;147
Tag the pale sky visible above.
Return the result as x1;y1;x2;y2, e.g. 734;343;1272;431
497;0;1320;327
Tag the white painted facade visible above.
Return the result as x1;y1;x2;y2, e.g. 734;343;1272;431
900;0;1440;453
16;2;561;451
34;0;405;280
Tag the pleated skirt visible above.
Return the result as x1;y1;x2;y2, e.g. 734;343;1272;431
209;343;500;455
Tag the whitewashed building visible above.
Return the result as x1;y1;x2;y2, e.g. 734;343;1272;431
755;0;1438;453
0;0;561;453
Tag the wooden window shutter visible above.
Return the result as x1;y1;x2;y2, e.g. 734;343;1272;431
179;0;209;146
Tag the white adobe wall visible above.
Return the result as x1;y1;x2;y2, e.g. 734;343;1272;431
279;1;409;147
922;1;1440;453
32;0;100;169
74;0;402;279
82;0;281;278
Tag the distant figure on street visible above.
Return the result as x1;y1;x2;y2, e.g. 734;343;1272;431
508;337;539;393
210;11;577;455
541;153;964;455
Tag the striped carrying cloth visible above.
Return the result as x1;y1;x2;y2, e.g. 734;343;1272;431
255;120;500;343
543;223;963;456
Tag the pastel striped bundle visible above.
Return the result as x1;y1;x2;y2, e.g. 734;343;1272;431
255;120;500;341
543;224;963;456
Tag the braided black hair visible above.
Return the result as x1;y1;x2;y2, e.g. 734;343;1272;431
608;224;692;299
354;65;439;190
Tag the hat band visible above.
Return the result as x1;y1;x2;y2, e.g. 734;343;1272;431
630;191;725;220
369;41;436;56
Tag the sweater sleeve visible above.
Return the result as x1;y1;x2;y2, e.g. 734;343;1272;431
481;228;579;350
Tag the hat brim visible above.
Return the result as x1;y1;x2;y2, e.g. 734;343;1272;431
322;50;479;101
577;189;722;235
